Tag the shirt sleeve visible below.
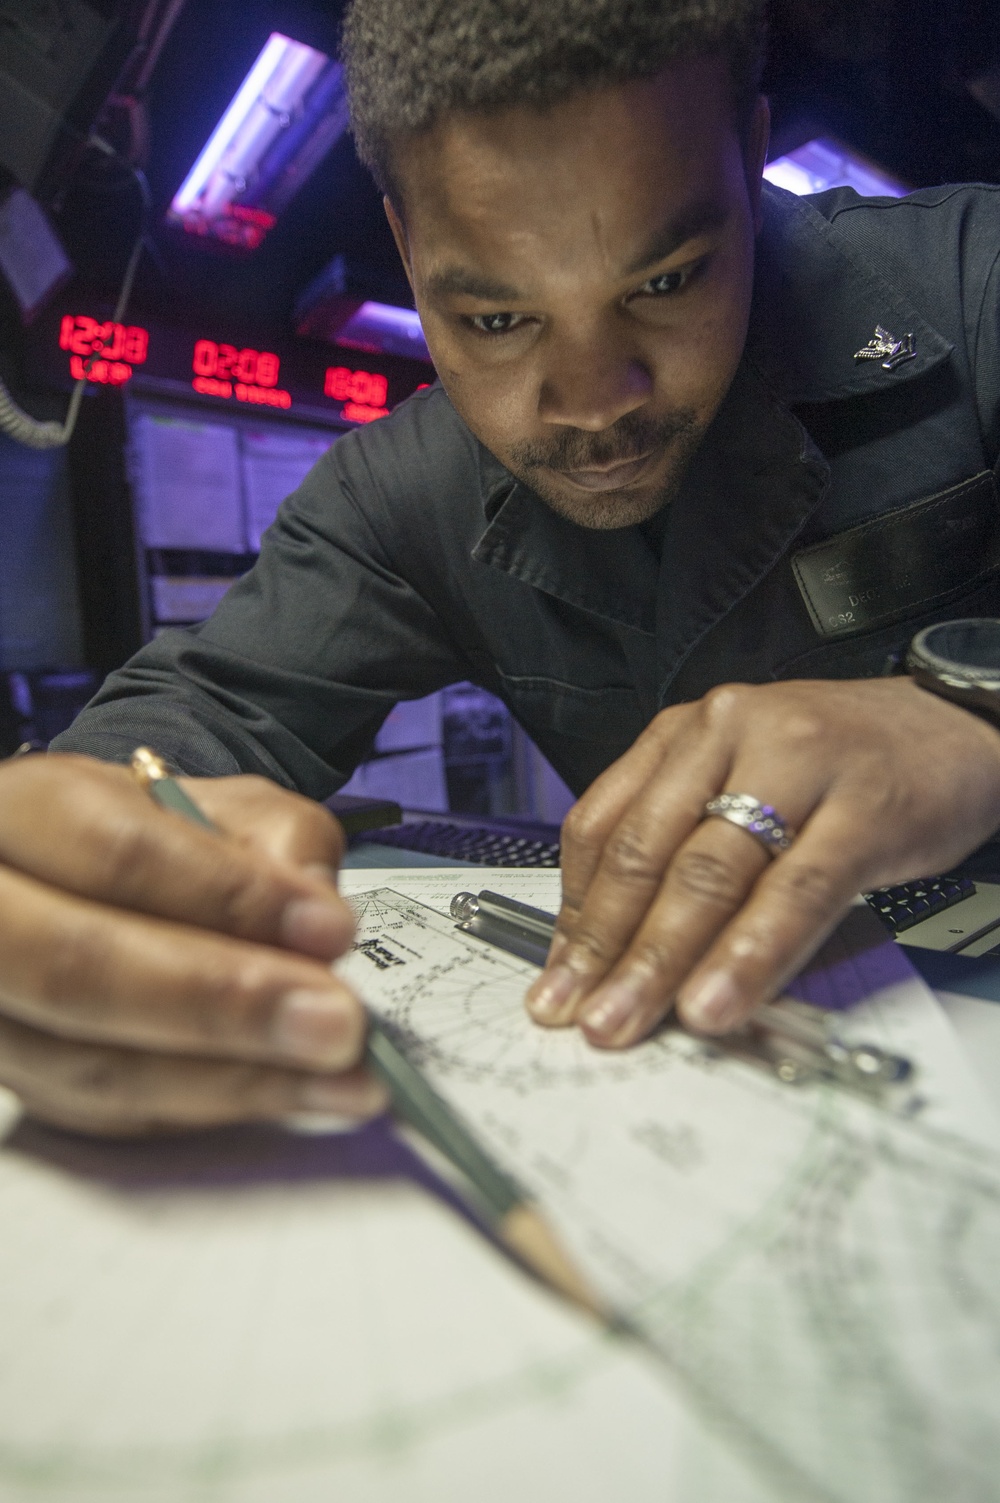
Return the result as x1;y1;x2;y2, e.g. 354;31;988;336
51;392;477;798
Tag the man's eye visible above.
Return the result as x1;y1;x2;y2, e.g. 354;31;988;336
635;264;699;298
468;312;527;335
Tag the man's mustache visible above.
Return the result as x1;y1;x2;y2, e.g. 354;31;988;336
509;408;701;473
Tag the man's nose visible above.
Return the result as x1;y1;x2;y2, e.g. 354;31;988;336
537;329;653;432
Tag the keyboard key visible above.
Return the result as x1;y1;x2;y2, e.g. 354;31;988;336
864;874;978;935
361;819;562;866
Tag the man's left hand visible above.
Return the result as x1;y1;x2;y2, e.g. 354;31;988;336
525;677;1000;1044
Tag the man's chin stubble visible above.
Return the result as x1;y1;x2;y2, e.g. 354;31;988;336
520;439;704;530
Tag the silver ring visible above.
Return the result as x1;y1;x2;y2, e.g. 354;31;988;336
704;792;794;856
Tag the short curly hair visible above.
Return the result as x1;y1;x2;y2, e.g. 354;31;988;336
341;0;769;201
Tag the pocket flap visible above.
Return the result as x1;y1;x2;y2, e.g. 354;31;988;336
792;470;1000;638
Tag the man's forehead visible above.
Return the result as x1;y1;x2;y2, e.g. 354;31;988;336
393;57;738;216
394;59;741;272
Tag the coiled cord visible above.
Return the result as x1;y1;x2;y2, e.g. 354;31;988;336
0;161;149;450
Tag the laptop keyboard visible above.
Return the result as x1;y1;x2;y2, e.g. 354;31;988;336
362;820;561;867
864;875;977;934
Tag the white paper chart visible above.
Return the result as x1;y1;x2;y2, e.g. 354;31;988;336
337;876;1000;1503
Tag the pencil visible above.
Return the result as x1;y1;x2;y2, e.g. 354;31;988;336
129;746;605;1318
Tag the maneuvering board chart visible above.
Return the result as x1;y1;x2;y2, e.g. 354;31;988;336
337;874;1000;1503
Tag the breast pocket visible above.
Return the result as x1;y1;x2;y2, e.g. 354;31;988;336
778;469;1000;680
791;469;1000;641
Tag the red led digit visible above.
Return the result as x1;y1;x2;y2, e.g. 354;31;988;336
123;325;148;363
234;347;258;382
74;315;98;355
324;366;350;401
192;338;218;376
67;315;98;356
255;351;279;387
215;343;238;379
95;321;124;360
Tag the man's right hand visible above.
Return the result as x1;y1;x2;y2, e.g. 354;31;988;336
0;753;384;1136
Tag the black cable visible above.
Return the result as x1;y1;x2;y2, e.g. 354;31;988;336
0;155;151;450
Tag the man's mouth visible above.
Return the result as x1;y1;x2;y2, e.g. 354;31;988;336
554;451;656;492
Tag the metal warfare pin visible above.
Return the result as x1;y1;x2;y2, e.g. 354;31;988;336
853;325;917;371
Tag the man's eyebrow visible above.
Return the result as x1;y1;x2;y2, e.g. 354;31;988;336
425;267;524;302
622;200;729;278
423;200;729;301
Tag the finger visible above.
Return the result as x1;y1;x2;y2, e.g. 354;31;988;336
674;807;864;1034
181;774;347;874
579;803;853;1049
526;705;723;1024
0;1011;387;1137
575;818;775;1046
568;758;827;1045
0;756;354;961
555;705;699;949
0;863;368;1072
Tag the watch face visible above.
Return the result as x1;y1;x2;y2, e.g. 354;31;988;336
909;619;1000;690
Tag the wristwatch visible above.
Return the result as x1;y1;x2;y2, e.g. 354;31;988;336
906;619;1000;730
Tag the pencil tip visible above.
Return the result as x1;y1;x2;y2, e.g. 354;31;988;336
499;1204;608;1321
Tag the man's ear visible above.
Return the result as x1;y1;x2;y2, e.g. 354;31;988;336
384;196;415;291
745;94;771;235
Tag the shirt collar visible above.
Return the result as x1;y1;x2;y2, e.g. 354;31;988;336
473;448;660;634
746;184;953;403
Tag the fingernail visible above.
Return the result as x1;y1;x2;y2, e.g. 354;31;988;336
297;1073;389;1118
579;977;645;1039
680;972;743;1032
526;964;579;1023
280;897;354;959
274;989;354;1065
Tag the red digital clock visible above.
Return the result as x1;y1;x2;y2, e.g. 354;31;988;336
59;314;150;385
191;339;291;408
323;365;388;409
192;340;280;386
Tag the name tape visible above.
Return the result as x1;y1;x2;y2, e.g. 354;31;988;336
792;470;1000;638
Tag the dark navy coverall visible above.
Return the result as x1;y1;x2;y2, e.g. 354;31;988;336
55;183;1000;802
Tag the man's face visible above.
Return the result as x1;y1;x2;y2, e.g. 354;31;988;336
387;59;768;529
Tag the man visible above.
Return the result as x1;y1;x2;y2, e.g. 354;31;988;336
2;0;999;1135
